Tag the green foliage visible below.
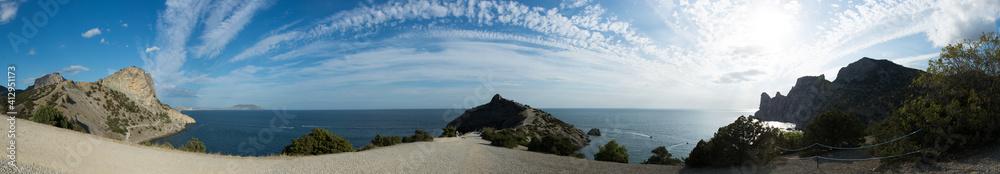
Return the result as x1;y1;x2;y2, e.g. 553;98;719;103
526;134;580;156
776;131;804;155
642;146;683;165
685;116;780;168
178;137;207;153
442;125;457;137
481;128;528;148
802;110;865;156
282;128;355;156
157;112;171;123
594;140;629;163
31;104;84;132
361;134;403;150
160;142;174;149
46;91;62;106
869;32;1000;164
106;117;127;135
402;129;434;143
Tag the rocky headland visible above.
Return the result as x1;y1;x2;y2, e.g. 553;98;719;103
447;94;590;148
754;57;924;129
10;66;195;143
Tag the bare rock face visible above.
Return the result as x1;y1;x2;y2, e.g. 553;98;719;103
25;72;67;91
447;94;591;148
99;66;158;106
754;57;924;129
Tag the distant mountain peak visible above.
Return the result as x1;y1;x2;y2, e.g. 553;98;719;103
25;72;67;91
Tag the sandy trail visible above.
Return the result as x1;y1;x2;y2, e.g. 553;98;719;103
9;115;995;173
2;116;681;173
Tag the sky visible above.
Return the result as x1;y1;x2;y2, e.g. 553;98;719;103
1;0;999;110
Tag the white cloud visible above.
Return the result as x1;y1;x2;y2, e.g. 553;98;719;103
58;65;90;76
714;70;766;84
21;77;35;86
140;0;209;98
122;23;128;27
144;46;161;53
890;53;939;68
82;28;102;38
192;0;274;59
0;0;24;25
100;38;107;44
560;0;591;9
26;48;34;55
924;0;1000;47
231;0;653;68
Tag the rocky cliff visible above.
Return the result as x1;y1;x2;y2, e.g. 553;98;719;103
755;57;924;129
447;94;591;148
24;72;67;91
11;66;195;143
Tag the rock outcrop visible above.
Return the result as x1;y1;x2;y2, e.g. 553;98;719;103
754;57;924;129
12;67;195;143
24;72;67;91
174;104;268;111
99;67;158;106
447;94;591;148
588;128;601;136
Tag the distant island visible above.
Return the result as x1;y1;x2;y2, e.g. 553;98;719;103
174;104;268;111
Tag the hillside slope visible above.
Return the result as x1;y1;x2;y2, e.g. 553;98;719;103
9;66;195;142
447;94;590;148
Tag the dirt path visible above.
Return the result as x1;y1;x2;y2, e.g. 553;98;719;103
124;120;160;142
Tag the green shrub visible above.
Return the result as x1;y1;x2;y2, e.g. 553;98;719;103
776;131;804;155
282;128;355;156
527;134;580;156
642;146;682;165
361;134;403;150
160;142;174;149
402;129;434;143
594;140;629;163
442;125;457;137
685;116;780;168
31;104;84;132
868;32;1000;164
802;110;865;156
178;137;207;153
481;128;528;148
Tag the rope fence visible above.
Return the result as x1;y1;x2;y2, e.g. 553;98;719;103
774;128;925;161
775;128;923;151
780;149;925;161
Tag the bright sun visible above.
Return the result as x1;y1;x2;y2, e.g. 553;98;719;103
746;7;797;52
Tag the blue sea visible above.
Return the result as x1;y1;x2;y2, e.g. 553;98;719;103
153;109;755;164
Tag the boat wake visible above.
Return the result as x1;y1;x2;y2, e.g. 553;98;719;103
607;128;653;138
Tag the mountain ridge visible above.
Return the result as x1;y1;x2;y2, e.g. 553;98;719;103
754;57;924;129
8;66;195;143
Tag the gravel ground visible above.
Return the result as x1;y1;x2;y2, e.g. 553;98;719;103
5;115;1000;174
0;158;63;174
